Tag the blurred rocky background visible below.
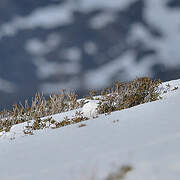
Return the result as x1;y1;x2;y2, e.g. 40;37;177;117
0;0;180;109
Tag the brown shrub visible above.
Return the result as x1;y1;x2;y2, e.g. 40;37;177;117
97;77;161;114
0;77;161;135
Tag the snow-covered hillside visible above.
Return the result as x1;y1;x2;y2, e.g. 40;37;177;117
0;79;180;180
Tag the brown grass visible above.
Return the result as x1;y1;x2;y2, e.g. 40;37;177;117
0;77;161;135
105;165;133;180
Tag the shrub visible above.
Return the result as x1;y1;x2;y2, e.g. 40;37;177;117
0;77;161;135
97;77;161;114
0;90;82;133
105;165;133;180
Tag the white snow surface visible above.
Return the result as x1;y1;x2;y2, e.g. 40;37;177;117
0;0;134;39
0;79;180;179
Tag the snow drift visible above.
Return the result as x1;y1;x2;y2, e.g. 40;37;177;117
0;79;180;180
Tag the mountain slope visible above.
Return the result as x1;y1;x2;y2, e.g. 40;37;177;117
0;79;180;180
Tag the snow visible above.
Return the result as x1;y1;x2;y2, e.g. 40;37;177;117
0;79;180;180
26;34;61;56
77;0;137;11
31;57;80;80
130;0;180;68
85;52;153;89
32;58;62;79
81;0;180;89
0;3;74;38
0;0;180;95
84;41;98;55
89;12;116;29
0;0;134;39
60;47;82;62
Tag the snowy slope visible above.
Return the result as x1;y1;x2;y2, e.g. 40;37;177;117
0;79;180;180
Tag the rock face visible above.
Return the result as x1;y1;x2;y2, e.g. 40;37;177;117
0;0;180;109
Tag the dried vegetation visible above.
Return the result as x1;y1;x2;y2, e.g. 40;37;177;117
97;77;161;114
105;165;133;180
0;77;161;135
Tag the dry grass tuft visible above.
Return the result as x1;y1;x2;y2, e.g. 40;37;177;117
97;77;161;114
0;90;83;133
105;165;133;180
78;123;87;128
23;111;89;135
0;77;161;135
